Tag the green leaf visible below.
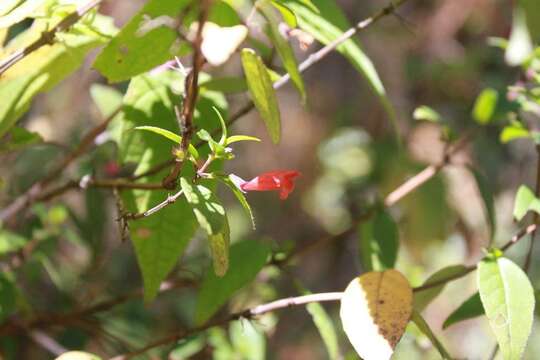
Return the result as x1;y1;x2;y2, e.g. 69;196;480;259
229;320;266;360
413;105;442;122
513;185;540;221
473;88;499;125
195;240;270;324
443;292;483;329
0;126;42;153
414;265;469;312
93;0;190;82
117;71;202;302
225;135;261;145
411;310;452;359
209;221;230;278
218;175;256;229
470;167;496;240
134;125;181;143
505;7;533;66
285;0;398;140
500;124;530;143
306;301;340;359
260;4;306;103
478;257;534;359
359;209;399;271
200;76;248;94
0;229;26;255
0;273;17;322
90;84;123;118
208;0;242;27
0;14;116;138
132;126;199;159
213;106;227;144
270;1;297;28
241;48;281;144
180;178;230;276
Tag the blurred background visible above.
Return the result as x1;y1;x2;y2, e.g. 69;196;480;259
1;0;540;359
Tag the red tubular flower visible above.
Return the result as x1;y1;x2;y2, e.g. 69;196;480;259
240;170;301;200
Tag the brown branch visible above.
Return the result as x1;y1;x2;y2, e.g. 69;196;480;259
0;0;103;75
272;0;410;90
414;223;539;293
114;218;538;359
162;0;211;189
28;330;68;356
0;106;121;223
111;292;343;359
1;0;409;220
385;131;471;207
124;189;184;220
0;278;196;337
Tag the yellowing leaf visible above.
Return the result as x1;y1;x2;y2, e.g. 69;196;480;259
340;270;412;360
241;48;281;144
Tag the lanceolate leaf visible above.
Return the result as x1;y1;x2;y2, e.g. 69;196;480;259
470;167;496;241
94;0;190;82
195;240;270;324
241;48;281;144
218;175;256;229
133;126;199;159
411;310;452;359
285;0;398;138
414;265;469;312
225;135;261;145
306;299;340;359
340;270;412;360
413;105;442;123
0;15;117;138
260;3;306;103
478;257;534;359
359;209;399;271
443;292;483;329
180;178;230;276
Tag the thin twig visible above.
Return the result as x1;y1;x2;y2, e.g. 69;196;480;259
113;217;538;359
0;0;103;75
124;189;185;220
0;278;196;337
385;131;471;207
273;0;409;90
162;0;211;189
28;330;68;356
111;292;343;359
0;107;121;223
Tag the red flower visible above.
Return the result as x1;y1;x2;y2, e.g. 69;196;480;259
239;170;301;200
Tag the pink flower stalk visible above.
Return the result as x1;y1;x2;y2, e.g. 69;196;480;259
232;170;301;200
